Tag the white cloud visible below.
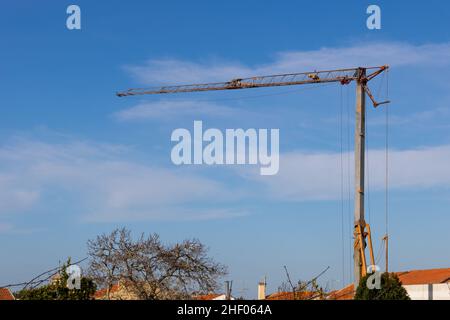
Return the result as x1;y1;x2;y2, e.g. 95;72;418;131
124;58;251;85
89;207;248;223
245;145;450;201
0;222;44;235
256;42;450;74
369;106;450;127
2;136;450;222
125;42;450;85
117;41;450;122
0;222;13;233
0;137;242;221
114;100;236;121
0;174;40;213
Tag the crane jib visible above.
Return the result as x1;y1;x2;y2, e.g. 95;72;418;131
116;65;389;107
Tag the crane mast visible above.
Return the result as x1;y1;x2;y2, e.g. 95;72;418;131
117;65;390;289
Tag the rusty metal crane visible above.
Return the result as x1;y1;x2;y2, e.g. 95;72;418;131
117;65;390;288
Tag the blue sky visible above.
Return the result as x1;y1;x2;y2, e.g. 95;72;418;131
1;1;450;297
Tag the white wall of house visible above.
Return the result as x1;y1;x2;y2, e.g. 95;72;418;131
212;294;235;300
404;283;450;300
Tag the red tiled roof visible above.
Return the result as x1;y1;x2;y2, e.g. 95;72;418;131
396;268;450;285
0;288;15;300
328;284;355;300
266;291;316;300
93;284;120;299
329;267;450;300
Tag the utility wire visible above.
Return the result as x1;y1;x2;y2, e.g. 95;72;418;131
1;257;88;290
375;238;386;264
365;98;372;226
298;266;330;293
385;69;390;272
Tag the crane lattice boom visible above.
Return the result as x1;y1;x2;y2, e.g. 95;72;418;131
117;65;389;107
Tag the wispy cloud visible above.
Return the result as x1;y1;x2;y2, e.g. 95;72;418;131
114;100;236;121
0;137;243;222
125;42;450;85
124;58;251;85
89;207;248;223
243;145;450;201
0;222;44;235
0;222;13;234
369;106;450;127
2;136;450;223
117;41;450;122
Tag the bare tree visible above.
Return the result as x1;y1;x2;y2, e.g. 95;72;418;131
87;228;125;299
87;228;227;300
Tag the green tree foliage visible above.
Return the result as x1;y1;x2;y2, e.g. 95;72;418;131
354;272;410;300
15;258;96;300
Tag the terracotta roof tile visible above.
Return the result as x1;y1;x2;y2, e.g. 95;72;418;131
396;268;450;285
266;291;316;300
328;267;450;300
93;283;120;299
0;288;15;300
328;284;355;300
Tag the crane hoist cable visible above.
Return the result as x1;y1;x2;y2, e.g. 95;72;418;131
339;85;345;285
384;68;390;273
346;84;353;282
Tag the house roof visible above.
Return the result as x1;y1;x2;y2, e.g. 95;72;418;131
329;267;450;300
396;268;450;285
266;291;316;300
0;288;15;300
93;283;120;299
328;284;355;300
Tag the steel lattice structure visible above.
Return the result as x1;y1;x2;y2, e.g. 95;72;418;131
117;66;389;107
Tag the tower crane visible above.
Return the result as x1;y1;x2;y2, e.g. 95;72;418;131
117;65;390;289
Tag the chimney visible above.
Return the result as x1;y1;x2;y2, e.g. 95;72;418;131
225;281;232;300
257;278;266;300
